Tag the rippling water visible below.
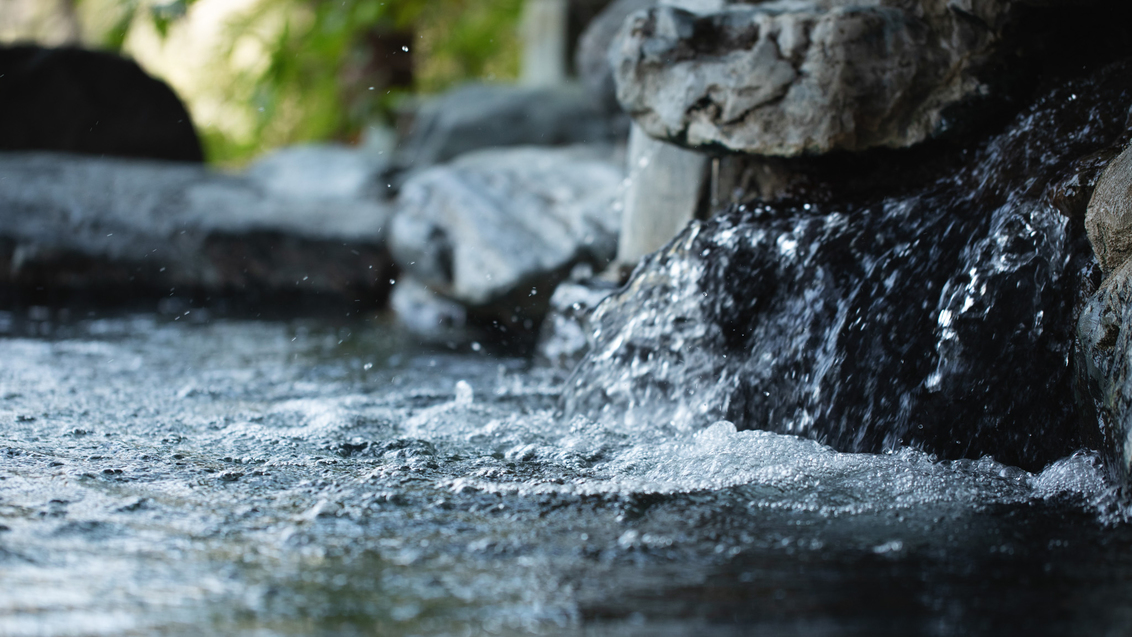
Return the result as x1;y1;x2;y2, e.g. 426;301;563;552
1;315;1130;636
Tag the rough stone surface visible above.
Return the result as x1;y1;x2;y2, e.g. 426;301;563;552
1086;145;1132;276
610;0;1015;155
0;45;203;162
390;145;624;317
0;153;394;308
394;83;621;171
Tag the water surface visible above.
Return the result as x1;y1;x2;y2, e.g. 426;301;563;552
0;315;1128;636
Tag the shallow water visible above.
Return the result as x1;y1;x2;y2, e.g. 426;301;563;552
2;315;1131;636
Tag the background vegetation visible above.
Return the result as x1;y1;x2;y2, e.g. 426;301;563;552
69;0;526;163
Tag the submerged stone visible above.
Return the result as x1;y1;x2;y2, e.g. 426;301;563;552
564;60;1132;471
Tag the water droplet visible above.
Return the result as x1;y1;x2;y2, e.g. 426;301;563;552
454;380;474;405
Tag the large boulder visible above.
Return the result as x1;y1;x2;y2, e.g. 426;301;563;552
607;0;1050;156
0;45;203;162
390;145;624;325
0;153;393;309
394;83;621;170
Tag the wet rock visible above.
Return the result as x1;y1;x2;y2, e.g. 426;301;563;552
0;153;394;309
609;1;1017;155
389;276;468;335
394;83;621;171
536;275;619;368
0;45;203;162
1076;140;1132;485
564;60;1132;471
390;145;624;323
1086;145;1132;276
1076;257;1132;478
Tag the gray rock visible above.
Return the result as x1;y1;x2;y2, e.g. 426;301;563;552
0;152;394;306
389;276;468;335
394;83;620;170
609;0;1015;156
246;143;389;201
616;122;708;264
1086;144;1132;276
535;274;619;368
576;0;655;112
521;0;571;87
575;0;728;112
390;145;624;318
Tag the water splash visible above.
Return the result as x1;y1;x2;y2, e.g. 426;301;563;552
564;60;1132;471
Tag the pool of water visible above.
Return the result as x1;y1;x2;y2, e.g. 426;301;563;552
0;314;1130;636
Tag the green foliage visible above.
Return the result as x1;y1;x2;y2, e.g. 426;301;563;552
80;0;524;164
149;0;198;37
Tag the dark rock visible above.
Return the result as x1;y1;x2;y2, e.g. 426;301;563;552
0;153;394;310
1077;125;1132;485
0;45;203;162
394;83;622;171
564;60;1132;471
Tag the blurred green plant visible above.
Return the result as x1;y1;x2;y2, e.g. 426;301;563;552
77;0;523;164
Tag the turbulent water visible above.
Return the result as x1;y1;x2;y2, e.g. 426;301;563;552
2;315;1132;636
565;61;1132;471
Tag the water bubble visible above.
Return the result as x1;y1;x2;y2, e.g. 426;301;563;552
454;380;474;405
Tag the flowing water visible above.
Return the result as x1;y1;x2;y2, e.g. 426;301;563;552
6;53;1132;637
0;314;1131;636
565;60;1132;472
